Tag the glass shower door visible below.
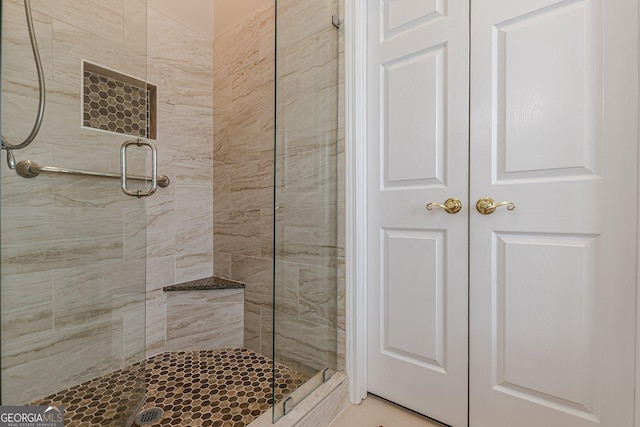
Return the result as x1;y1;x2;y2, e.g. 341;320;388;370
273;0;340;420
1;1;149;424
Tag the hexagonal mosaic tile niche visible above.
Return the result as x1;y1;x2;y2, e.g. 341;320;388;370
82;61;157;139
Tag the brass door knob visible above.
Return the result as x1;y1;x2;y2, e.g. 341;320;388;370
476;197;515;215
426;198;462;214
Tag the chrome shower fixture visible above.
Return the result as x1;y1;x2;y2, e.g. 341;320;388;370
2;0;47;168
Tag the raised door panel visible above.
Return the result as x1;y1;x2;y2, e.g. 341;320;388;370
494;233;598;421
383;45;446;188
383;0;447;39
494;1;601;181
382;229;445;371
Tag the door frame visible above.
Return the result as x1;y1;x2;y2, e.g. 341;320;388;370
636;3;640;420
345;0;368;405
345;1;640;423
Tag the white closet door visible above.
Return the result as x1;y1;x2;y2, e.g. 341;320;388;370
469;0;638;426
366;1;470;425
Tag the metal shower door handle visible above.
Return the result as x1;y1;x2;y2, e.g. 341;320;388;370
121;139;158;198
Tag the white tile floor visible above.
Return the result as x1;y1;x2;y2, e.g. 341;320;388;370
330;394;446;427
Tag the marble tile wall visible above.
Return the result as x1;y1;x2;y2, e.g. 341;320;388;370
212;0;346;377
275;0;344;376
213;4;275;358
1;0;215;404
144;5;214;356
164;289;244;351
1;0;149;404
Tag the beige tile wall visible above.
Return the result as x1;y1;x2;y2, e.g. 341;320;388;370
213;4;276;357
1;0;149;404
212;0;346;375
1;0;216;403
164;289;243;352
144;5;214;356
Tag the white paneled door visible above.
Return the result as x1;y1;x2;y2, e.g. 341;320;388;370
469;0;638;426
366;0;638;426
366;1;470;426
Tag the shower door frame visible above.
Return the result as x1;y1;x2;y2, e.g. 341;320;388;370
272;0;342;420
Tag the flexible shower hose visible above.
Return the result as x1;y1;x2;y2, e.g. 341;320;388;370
1;0;46;155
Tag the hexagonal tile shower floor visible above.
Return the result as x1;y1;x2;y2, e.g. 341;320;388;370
31;348;309;427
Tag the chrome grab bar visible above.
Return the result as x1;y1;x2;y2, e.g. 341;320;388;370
121;139;159;198
15;159;170;189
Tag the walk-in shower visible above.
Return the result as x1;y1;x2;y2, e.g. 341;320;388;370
2;0;151;424
1;0;342;425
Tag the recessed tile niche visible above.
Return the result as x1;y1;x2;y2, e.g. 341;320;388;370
82;61;157;139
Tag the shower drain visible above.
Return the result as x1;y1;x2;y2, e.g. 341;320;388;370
135;408;163;425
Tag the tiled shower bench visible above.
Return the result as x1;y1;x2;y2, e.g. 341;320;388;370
163;276;246;351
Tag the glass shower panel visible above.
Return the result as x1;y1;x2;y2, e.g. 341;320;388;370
273;0;340;420
1;0;148;424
